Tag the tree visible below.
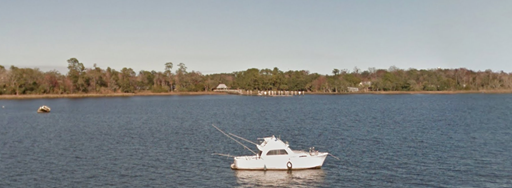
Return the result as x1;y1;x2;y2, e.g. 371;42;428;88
271;67;284;90
0;65;6;94
353;66;360;74
332;69;340;76
174;63;188;91
67;58;86;92
105;67;119;92
165;62;173;72
39;70;63;94
8;66;21;95
119;68;136;93
164;62;173;91
343;74;361;87
137;70;154;90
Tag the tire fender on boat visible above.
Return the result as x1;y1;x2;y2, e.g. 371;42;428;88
286;161;292;170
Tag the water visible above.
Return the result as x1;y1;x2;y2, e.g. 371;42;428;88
1;94;511;187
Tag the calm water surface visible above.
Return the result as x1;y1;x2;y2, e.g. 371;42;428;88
1;94;511;187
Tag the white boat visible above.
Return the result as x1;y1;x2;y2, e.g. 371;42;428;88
37;105;51;113
212;125;331;171
230;135;328;170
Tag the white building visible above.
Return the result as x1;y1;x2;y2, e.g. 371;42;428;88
215;84;228;91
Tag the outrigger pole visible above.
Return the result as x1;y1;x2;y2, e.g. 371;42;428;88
228;133;258;145
212;124;257;155
329;153;341;160
211;153;236;158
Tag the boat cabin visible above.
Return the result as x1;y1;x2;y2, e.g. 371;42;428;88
256;136;294;158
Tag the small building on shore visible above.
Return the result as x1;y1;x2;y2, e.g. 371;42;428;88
215;84;228;91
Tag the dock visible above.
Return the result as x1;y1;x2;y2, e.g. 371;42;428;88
214;89;305;96
213;84;305;96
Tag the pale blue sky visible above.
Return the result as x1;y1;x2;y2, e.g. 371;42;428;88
1;0;511;74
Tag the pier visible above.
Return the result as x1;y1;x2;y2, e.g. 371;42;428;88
254;90;304;96
214;89;305;96
213;84;305;96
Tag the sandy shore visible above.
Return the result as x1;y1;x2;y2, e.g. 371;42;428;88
1;90;512;99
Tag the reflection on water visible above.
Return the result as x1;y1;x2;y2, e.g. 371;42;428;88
235;169;326;187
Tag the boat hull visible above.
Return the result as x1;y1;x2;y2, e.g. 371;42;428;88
231;153;328;170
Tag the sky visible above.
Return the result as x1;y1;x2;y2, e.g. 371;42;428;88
1;0;511;75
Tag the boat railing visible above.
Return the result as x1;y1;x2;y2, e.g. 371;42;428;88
234;155;261;160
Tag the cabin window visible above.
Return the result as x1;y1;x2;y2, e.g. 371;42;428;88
266;149;288;156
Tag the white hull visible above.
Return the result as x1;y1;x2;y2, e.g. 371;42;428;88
231;152;328;170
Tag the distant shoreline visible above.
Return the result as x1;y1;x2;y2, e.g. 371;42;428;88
1;90;512;99
0;92;227;99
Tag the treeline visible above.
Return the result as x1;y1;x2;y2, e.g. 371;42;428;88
1;58;512;95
